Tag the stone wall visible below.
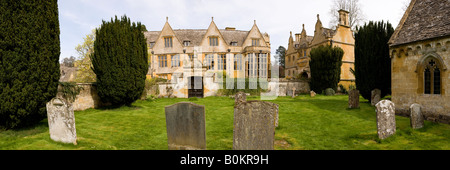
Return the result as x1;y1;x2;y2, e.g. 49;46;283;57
57;83;108;111
268;80;310;97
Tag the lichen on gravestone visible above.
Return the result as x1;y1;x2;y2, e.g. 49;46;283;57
46;97;77;145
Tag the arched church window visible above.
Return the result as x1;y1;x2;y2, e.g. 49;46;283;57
424;59;441;94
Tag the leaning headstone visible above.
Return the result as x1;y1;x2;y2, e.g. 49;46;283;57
234;101;278;150
325;88;335;96
348;89;360;109
46;97;77;145
371;89;381;106
410;103;424;129
375;100;396;140
310;91;316;97
235;91;246;105
278;84;287;97
165;102;206;150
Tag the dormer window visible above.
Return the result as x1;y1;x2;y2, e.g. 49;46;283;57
230;41;238;46
149;42;155;48
183;41;190;46
209;37;218;46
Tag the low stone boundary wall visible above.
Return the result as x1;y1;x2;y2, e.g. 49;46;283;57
57;83;108;111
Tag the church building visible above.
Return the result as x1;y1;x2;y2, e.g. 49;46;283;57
389;0;450;123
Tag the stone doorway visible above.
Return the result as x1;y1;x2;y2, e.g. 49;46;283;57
188;76;203;98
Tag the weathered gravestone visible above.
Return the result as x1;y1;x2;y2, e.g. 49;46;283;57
165;102;206;150
410;103;424;129
292;87;296;98
310;91;316;97
371;89;381;106
279;84;287;97
233;101;278;150
348;89;360;109
235;91;246;106
325;88;335;96
375;100;396;139
46;97;77;145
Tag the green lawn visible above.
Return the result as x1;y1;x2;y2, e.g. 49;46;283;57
1;95;449;150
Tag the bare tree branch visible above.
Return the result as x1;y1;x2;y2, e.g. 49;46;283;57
329;0;365;30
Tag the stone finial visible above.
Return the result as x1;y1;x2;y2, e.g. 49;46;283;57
212;16;214;21
317;14;320;20
166;16;168;22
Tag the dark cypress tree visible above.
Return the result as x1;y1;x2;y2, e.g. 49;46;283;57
309;45;344;93
354;21;394;101
91;15;148;106
0;0;61;129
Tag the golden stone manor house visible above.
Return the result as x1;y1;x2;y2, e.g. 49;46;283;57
286;10;355;88
145;17;272;98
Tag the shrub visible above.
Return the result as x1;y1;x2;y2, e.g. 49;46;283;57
309;45;344;93
0;0;61;129
354;21;394;101
91;15;148;106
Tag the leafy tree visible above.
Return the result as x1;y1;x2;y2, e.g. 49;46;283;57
75;29;96;83
0;0;61;129
309;45;344;93
62;56;76;67
275;46;286;67
354;21;394;101
91;15;148;106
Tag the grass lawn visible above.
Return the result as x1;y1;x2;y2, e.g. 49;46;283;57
1;95;449;150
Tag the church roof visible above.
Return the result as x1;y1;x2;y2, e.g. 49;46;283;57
389;0;450;46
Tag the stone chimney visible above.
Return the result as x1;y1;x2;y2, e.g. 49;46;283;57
225;27;236;30
338;9;350;27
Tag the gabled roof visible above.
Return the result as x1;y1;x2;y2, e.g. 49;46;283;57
173;29;207;46
220;29;249;46
144;27;250;47
389;0;450;46
144;31;160;43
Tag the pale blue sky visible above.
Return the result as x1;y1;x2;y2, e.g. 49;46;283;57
59;0;409;61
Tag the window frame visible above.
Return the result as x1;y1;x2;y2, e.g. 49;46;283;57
158;55;168;68
423;58;441;95
164;37;173;48
209;37;218;46
171;54;180;68
252;39;260;47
